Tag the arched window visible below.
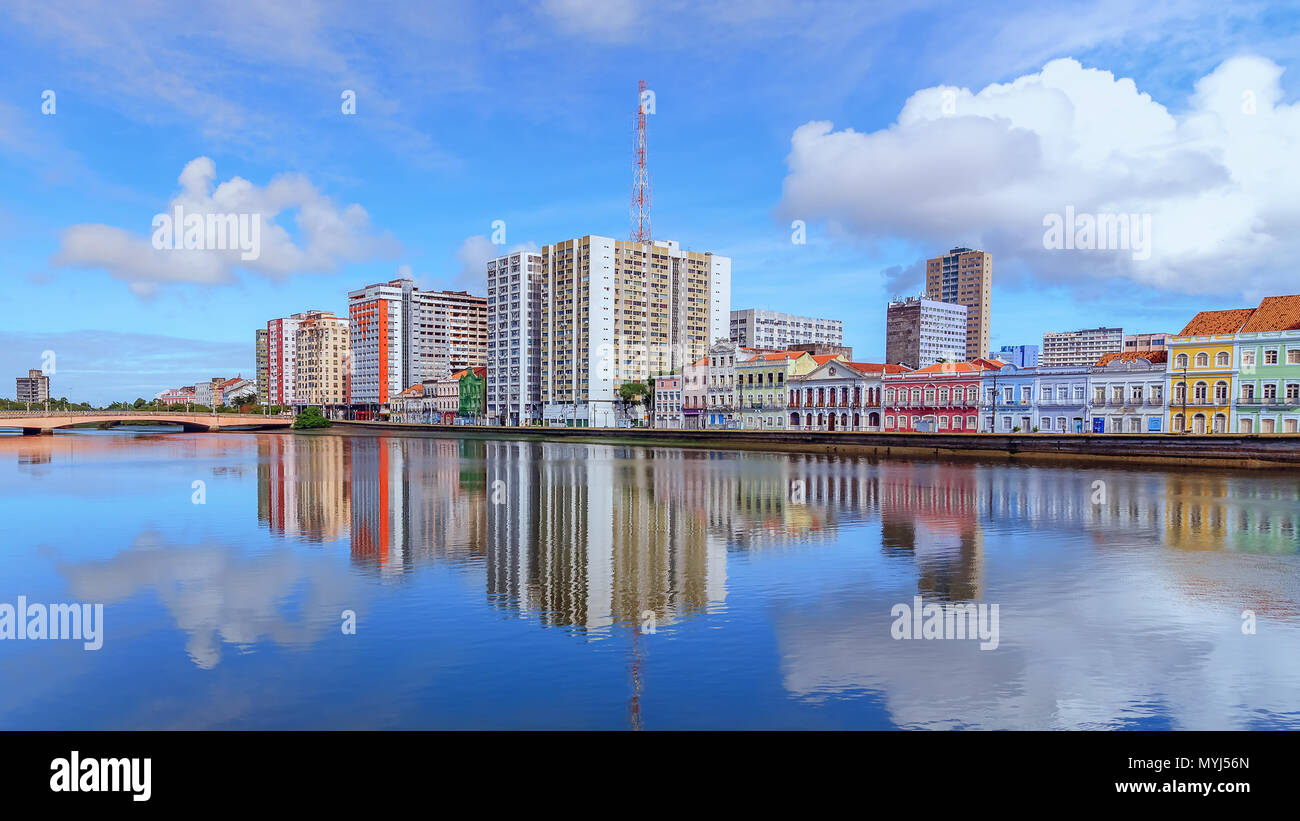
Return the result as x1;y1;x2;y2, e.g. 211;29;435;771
1175;353;1189;369
1195;352;1209;367
1214;381;1228;402
1194;381;1208;402
1215;352;1230;367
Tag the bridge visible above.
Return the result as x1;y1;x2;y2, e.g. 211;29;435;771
0;410;294;435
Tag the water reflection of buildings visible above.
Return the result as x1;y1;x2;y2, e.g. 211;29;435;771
1164;474;1300;554
256;434;488;570
258;435;351;542
485;442;728;633
347;436;488;572
253;431;1299;634
878;462;985;600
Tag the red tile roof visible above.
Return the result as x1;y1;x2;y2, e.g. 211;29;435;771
1096;350;1168;366
1239;294;1300;332
906;359;1004;375
1180;308;1254;335
847;362;912;374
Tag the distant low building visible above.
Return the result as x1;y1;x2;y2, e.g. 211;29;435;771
1041;327;1123;367
158;387;196;406
653;374;683;429
786;342;854;359
1123;332;1171;353
996;344;1039;368
730;309;843;351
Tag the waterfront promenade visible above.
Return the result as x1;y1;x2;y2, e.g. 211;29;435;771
328;420;1300;468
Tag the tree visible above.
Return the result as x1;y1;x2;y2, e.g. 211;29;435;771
133;398;147;409
292;406;331;430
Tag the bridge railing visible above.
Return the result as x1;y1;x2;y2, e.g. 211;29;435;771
0;410;292;419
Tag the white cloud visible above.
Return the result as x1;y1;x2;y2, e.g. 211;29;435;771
538;0;641;40
778;56;1300;297
52;157;397;291
423;234;538;294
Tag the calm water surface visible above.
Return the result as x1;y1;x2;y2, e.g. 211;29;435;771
2;428;1299;729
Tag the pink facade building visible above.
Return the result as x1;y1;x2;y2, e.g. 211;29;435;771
881;359;1003;433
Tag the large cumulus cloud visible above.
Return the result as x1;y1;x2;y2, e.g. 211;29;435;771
778;56;1300;297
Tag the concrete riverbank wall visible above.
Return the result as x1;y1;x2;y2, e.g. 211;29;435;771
324;421;1300;469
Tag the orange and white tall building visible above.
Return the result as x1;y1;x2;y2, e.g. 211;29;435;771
348;280;408;410
347;277;487;413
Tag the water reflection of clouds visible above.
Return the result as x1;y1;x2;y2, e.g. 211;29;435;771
59;530;363;669
774;550;1300;729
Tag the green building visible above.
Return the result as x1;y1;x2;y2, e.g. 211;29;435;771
458;367;486;423
1235;329;1300;433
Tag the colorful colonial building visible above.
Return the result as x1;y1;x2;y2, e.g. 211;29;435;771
788;360;908;431
1087;352;1167;433
1034;365;1091;433
884;360;998;433
737;350;831;430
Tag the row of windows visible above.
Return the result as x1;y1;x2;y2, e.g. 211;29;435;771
1174;350;1300;368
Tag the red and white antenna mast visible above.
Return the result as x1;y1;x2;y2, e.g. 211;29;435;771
630;80;651;244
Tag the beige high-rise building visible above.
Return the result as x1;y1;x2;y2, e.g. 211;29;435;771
412;289;487;379
531;236;731;427
294;310;350;410
926;247;992;361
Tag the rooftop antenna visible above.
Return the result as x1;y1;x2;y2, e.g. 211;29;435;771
630;80;651;244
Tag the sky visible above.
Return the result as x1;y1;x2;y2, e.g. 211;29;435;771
1;0;1299;404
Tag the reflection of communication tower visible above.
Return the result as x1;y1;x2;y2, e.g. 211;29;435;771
630;80;651;243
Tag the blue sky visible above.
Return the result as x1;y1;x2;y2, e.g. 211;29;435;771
2;0;1299;403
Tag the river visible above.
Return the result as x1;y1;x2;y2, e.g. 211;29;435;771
2;427;1298;729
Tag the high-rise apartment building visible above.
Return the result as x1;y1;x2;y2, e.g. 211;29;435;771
729;309;843;350
16;369;49;403
1041;327;1124;367
486;251;545;426
255;328;269;403
885;296;968;369
926;247;992;360
410;289;488;379
348;278;488;413
532;236;730;427
266;314;305;406
294;311;350;411
348;280;409;411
